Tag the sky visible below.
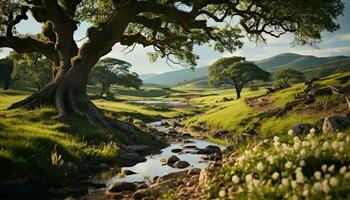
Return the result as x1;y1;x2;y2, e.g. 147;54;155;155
1;0;350;75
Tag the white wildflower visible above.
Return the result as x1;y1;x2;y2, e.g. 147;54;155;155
310;128;316;134
345;172;350;179
267;155;275;164
231;175;240;184
245;174;253;183
293;136;300;143
288;129;294;136
273;141;280;148
273;136;280;142
322;164;328;173
281;178;289;187
314;171;322;180
219;190;226;197
329;177;338;187
299;160;306;166
322;179;330;193
291;180;297;189
313;182;322;191
322;141;330;150
331;141;339;150
272;172;279;180
253;179;260;187
257;162;264;171
346;136;350;143
340;166;347;174
285;161;293;169
300;148;306;156
303;189;309;196
263;139;269;143
328;165;335;173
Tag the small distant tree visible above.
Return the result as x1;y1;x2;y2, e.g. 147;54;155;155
11;52;53;91
273;68;305;88
209;57;270;99
0;58;13;90
90;58;142;97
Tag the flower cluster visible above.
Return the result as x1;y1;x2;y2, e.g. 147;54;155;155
206;130;350;200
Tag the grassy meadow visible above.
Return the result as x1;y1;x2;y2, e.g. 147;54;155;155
0;84;199;184
1;71;350;199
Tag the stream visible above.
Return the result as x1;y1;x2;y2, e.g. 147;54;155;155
90;118;225;186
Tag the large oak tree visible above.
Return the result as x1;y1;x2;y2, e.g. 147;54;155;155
0;0;344;126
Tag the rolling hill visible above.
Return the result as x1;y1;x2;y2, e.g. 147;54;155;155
143;53;350;86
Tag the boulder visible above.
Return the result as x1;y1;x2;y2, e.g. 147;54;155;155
309;87;332;96
322;115;350;134
171;148;182;153
292;123;313;135
133;189;151;200
160;121;170;127
197;145;221;155
183;145;198;149
123;170;137;176
212;130;229;139
190;125;203;132
126;145;150;156
168;129;178;135
166;155;180;165
173;161;190;169
188;168;201;175
97;163;109;171
108;182;136;193
119;153;146;167
181;133;192;137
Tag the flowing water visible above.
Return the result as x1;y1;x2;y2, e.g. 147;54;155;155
125;100;188;105
91;119;225;185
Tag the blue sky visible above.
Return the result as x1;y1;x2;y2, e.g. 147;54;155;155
1;0;350;74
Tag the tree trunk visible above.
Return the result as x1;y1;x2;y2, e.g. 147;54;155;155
8;60;110;127
235;86;242;99
3;80;10;90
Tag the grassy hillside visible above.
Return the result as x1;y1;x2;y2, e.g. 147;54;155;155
184;72;350;137
255;53;349;71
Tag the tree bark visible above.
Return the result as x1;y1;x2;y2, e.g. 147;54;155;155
235;85;242;99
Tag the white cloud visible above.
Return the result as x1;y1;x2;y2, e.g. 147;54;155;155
291;47;350;57
336;33;350;41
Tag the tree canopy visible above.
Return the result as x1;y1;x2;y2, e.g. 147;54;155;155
0;0;345;125
273;68;305;88
10;52;53;90
90;57;142;97
209;56;270;98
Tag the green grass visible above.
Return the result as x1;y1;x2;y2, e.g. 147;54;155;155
184;89;265;132
0;85;182;184
260;113;319;137
0;106;120;184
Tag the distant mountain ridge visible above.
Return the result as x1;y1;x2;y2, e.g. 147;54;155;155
143;53;350;86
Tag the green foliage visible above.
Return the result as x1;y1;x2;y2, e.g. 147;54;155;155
90;58;142;96
273;68;305;88
10;52;53;90
0;0;345;68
